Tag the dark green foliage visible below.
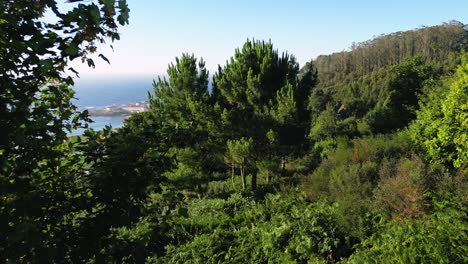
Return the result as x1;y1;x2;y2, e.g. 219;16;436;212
304;135;426;238
215;39;314;191
98;26;467;264
150;53;210;145
1;12;467;263
0;1;129;262
349;202;468;263
306;22;467;139
367;57;434;132
309;104;339;140
314;21;467;85
307;56;438;138
149;53;224;194
162;194;347;263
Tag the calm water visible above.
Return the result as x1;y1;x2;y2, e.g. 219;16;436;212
70;76;155;135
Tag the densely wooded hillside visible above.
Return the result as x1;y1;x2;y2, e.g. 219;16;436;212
312;21;467;84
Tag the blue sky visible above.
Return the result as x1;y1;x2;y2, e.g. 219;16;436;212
66;0;468;78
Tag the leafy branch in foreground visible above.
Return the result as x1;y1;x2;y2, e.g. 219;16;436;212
0;0;129;262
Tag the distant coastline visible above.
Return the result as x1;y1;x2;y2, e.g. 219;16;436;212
70;78;152;134
87;101;149;117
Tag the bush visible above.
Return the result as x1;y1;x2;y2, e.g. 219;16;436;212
375;158;426;220
162;194;349;263
408;52;468;169
348;206;468;263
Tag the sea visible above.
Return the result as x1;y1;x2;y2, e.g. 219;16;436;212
70;76;155;135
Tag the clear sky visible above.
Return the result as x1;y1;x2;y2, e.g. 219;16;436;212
66;0;468;78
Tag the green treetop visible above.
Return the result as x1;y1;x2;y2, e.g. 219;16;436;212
215;39;311;191
410;52;468;169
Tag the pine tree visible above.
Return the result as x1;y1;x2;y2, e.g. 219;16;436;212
214;39;304;191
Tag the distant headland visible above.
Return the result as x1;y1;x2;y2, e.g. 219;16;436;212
87;101;149;116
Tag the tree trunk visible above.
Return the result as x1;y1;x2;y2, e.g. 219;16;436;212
231;163;236;190
251;169;257;192
241;165;246;191
266;173;271;184
281;158;286;173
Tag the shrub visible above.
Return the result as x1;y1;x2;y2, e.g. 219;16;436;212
348;207;468;263
162;194;349;263
375;157;428;220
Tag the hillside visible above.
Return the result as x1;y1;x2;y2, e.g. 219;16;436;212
312;21;467;85
299;22;468;140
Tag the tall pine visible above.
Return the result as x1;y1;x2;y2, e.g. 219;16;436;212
214;40;310;190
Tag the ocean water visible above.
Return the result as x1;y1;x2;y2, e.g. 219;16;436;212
69;76;212;135
70;76;155;135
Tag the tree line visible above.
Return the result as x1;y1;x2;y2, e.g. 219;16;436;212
313;21;467;85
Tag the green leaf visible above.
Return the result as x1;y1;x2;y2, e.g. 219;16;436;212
117;0;130;25
89;4;101;25
40;59;54;73
65;43;79;57
103;0;115;15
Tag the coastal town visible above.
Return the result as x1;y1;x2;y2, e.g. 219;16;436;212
87;101;149;116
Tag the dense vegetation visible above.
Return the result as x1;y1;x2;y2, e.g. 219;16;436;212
1;2;467;263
